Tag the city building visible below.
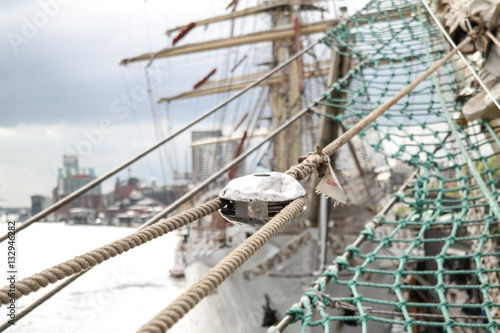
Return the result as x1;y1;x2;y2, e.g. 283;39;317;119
191;130;239;184
52;155;103;222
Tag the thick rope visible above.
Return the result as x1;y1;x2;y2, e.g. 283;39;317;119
0;198;223;305
136;197;307;333
133;38;473;333
0;272;84;331
285;36;472;182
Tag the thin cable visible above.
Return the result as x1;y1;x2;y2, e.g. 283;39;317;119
0;105;314;327
145;69;169;185
136;197;308;333
139;106;312;228
421;0;500;115
0;40;321;244
0;199;224;306
0;273;84;332
271;171;419;332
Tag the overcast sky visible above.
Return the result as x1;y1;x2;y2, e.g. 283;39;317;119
0;0;251;207
0;0;364;208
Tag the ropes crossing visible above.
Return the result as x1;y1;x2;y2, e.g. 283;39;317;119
0;199;223;305
271;0;500;332
0;39;320;244
4;1;500;332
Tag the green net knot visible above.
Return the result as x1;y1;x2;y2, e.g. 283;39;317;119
346;245;360;258
361;226;375;240
284;302;306;324
324;266;339;282
335;257;349;270
404;318;416;331
395;299;407;311
486;321;499;331
380;236;392;247
444;319;455;331
392;192;405;202
358;313;369;325
366;253;377;263
481;298;493;308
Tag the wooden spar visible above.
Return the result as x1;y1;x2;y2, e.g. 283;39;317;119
164;1;325;35
189;132;268;147
193;68;217;89
157;67;329;102
172;22;196;46
294;17;304;93
121;19;337;65
204;60;330;88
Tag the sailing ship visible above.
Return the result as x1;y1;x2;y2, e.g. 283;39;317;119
118;0;500;332
118;1;398;332
3;0;500;332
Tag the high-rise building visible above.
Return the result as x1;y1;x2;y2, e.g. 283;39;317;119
53;155;103;221
191;131;238;184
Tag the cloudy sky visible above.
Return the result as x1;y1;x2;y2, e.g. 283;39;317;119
1;0;364;208
0;0;259;207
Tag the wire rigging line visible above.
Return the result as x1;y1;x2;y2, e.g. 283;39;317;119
0;39;321;244
134;37;474;333
119;68;156;176
0;272;84;332
139;105;312;229
271;171;419;332
137;197;307;333
145;69;170;185
0;199;224;306
0;103;312;314
421;0;500;115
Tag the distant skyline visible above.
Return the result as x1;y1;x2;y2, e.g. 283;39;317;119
0;0;363;208
0;0;235;207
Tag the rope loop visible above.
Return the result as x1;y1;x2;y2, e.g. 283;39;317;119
346;245;360;258
360;225;375;240
324;266;339;282
286;146;330;181
284;302;306;324
335;257;350;271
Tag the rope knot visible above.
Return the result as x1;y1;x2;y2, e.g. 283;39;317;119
287;146;330;181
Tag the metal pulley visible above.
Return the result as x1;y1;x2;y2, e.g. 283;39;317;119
218;172;306;227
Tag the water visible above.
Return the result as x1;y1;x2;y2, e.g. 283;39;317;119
0;222;191;332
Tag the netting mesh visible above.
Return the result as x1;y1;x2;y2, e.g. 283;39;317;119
278;0;500;332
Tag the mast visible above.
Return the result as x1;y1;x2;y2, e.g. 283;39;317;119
269;1;304;172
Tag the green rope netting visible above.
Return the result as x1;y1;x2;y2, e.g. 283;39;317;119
279;0;500;332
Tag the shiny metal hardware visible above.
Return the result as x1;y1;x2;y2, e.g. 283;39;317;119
218;172;306;227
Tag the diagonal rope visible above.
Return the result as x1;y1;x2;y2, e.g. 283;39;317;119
0;199;223;305
0;101;314;330
285;36;472;182
136;197;308;333
0;40;322;245
134;33;474;333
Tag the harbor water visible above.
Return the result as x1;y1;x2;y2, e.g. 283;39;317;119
0;222;191;333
